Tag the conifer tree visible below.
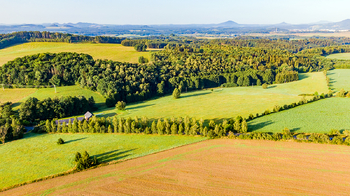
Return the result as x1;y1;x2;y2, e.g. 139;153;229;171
178;123;184;135
145;127;151;134
83;120;89;133
171;123;178;134
234;120;241;133
151;121;157;134
45;120;51;133
172;88;181;99
118;118;124;133
67;119;73;133
51;120;57;133
94;122;100;133
100;125;106;133
241;120;248;133
62;122;68;133
72;118;78;133
202;127;208;137
108;125;113;133
157;119;165;135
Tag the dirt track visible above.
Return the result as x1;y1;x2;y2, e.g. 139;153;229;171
3;139;350;195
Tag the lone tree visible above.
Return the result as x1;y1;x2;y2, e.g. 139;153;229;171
74;151;98;171
138;56;149;63
262;83;268;89
173;88;181;99
57;138;65;145
116;101;126;110
134;43;147;52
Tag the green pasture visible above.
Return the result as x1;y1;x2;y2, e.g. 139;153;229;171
326;53;350;60
327;69;350;91
248;98;350;133
0;42;153;65
0;133;206;190
83;72;328;121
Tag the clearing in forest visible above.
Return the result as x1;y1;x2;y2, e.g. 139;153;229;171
0;133;205;190
327;69;350;91
248;98;350;133
326;52;350;60
3;139;350;195
89;72;328;120
0;42;152;65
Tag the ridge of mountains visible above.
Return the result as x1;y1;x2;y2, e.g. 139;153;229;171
1;19;350;36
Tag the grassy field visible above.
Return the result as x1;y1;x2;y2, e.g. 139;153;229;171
0;42;153;65
0;88;37;104
80;72;328;121
0;133;206;190
326;53;350;60
4;139;350;195
248;98;350;133
327;69;350;91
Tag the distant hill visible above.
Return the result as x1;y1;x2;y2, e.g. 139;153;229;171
217;20;239;27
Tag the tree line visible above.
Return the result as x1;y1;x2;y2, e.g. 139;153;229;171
42;115;248;138
0;31;124;49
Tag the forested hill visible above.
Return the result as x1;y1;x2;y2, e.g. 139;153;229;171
0;31;124;49
0;44;334;107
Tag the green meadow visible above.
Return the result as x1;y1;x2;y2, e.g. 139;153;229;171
2;72;328;121
0;133;206;190
86;72;329;121
0;42;152;65
248;98;350;133
326;53;350;60
327;69;350;91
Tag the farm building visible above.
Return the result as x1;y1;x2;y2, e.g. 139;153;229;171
55;111;94;125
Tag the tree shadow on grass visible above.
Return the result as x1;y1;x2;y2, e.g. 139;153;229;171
181;92;211;99
299;74;310;80
94;148;137;163
12;102;22;108
127;104;155;110
100;112;117;118
268;85;277;89
247;120;274;132
290;127;301;133
65;137;87;144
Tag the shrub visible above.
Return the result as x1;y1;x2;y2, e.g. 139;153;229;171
273;105;280;112
264;109;270;115
115;101;126;111
74;151;98;171
57;138;64;145
138;56;149;63
329;129;341;136
343;130;350;136
172;88;181;99
262;83;268;89
248;114;254;120
331;136;344;145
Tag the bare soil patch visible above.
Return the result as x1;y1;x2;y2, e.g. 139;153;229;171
3;139;350;195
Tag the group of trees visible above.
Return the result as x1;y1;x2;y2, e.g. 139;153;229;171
0;102;24;144
19;96;96;123
43;115;248;138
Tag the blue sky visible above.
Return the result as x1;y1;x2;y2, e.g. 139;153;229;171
0;0;349;25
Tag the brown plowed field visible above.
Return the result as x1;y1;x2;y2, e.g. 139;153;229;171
3;139;350;195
